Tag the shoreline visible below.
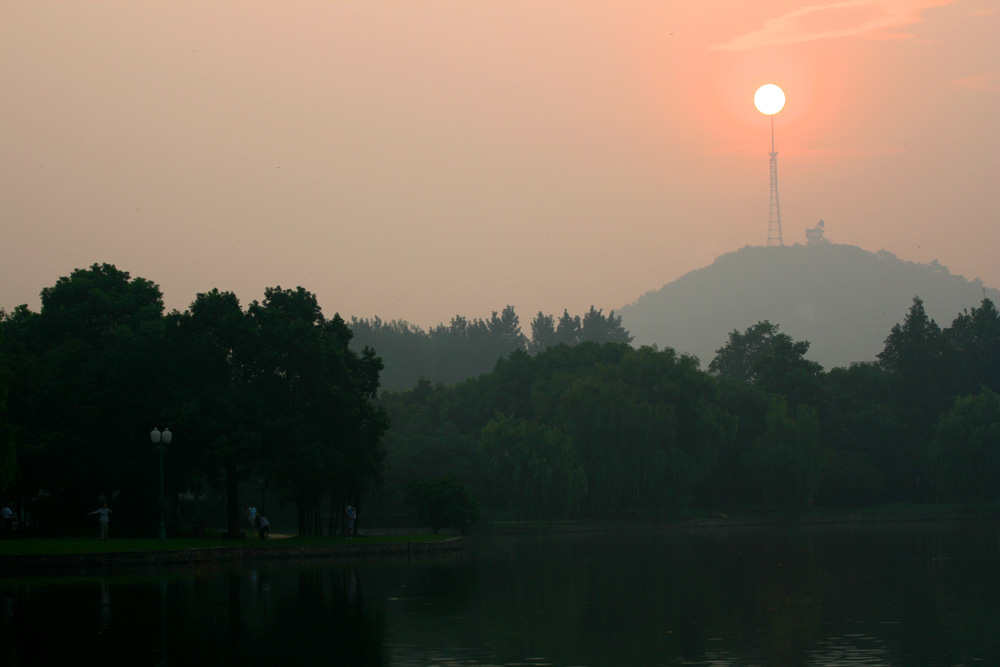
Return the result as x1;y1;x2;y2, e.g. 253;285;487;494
0;536;466;572
4;508;998;572
488;508;1000;533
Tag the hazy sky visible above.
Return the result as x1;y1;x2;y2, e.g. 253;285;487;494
2;1;997;328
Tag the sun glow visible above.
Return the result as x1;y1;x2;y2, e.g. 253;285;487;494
754;84;785;115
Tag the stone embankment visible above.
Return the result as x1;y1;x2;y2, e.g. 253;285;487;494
1;537;465;570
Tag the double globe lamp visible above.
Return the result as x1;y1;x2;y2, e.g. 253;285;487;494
150;427;172;542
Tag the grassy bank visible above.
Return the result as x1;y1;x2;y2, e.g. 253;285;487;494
4;504;995;555
486;503;1000;533
0;533;452;557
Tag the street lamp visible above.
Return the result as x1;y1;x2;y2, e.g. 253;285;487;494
150;427;172;542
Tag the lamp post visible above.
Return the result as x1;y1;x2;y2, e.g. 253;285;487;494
150;427;172;542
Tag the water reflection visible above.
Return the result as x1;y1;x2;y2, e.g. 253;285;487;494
809;635;891;666
158;577;167;666
1;522;998;666
100;580;111;631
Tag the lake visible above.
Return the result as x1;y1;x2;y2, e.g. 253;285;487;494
2;521;998;666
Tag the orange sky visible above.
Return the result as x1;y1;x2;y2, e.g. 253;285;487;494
2;1;997;328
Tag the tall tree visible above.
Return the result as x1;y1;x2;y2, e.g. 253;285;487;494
165;289;259;537
752;335;824;408
36;263;164;349
709;321;784;383
709;321;822;407
554;310;582;346
17;264;167;532
580;306;633;345
349;316;429;391
529;311;557;354
486;306;528;358
945;298;1000;395
878;296;958;417
0;310;20;499
248;287;387;535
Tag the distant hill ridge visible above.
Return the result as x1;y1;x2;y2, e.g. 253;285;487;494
617;243;999;370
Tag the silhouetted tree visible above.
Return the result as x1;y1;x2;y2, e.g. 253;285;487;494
10;264;167;533
709;321;822;407
554;310;582;346
0;309;22;500
349;317;430;391
165;288;259;537
581;306;633;345
529;311;557;354
945;298;1000;395
879;297;957;419
248;287;387;536
709;321;784;383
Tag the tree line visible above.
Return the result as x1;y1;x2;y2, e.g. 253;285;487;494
371;296;999;522
2;263;998;534
349;305;632;391
0;264;387;536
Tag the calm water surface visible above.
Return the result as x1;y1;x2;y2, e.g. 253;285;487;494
2;522;998;666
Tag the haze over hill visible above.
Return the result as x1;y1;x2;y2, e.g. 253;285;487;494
617;243;999;371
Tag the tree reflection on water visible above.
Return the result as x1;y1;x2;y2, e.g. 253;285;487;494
1;524;998;666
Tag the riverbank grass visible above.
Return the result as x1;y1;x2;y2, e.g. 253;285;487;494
0;533;452;557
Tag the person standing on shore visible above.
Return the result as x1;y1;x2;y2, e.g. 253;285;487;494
1;503;13;537
87;502;113;540
345;504;356;539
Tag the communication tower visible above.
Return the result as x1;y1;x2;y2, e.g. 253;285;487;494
767;116;783;247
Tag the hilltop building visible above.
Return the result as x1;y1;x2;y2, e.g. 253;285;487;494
806;220;828;245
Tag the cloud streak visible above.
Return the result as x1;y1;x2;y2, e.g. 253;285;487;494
712;0;962;50
952;72;1000;91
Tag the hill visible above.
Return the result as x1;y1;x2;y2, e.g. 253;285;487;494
617;243;999;370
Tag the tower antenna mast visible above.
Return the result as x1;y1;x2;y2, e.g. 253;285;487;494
767;114;783;247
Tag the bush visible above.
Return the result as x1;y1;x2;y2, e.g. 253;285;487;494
403;476;479;533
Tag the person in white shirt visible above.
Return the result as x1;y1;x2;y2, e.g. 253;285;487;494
87;502;113;540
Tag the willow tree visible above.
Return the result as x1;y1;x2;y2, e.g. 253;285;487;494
931;387;1000;506
477;413;586;517
746;398;822;513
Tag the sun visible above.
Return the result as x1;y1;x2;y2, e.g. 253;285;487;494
754;84;785;115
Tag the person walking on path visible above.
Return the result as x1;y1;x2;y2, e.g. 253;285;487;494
88;502;113;540
248;505;258;533
345;504;356;539
258;515;270;540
